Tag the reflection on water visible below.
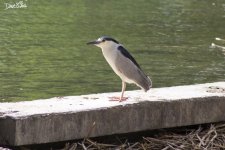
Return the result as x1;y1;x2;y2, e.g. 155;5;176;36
0;0;224;102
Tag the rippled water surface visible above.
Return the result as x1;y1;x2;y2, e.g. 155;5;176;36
0;0;224;102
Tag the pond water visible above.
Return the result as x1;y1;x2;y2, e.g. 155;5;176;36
0;0;224;102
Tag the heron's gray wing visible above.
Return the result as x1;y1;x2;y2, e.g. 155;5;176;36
117;46;141;69
115;46;151;91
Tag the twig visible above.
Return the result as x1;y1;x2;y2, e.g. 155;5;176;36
86;121;96;139
126;142;139;150
197;133;205;147
81;121;96;147
140;143;147;150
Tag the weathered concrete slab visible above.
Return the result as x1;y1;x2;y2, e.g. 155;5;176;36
0;82;225;146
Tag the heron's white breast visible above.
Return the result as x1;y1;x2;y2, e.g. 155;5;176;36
101;45;134;83
101;46;119;73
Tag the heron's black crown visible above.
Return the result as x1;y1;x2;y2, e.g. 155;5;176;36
99;36;119;44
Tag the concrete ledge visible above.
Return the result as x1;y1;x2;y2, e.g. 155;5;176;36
0;82;225;146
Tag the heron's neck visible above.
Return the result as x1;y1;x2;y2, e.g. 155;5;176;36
101;43;121;64
101;43;122;53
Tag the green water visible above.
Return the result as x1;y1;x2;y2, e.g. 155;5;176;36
0;0;224;102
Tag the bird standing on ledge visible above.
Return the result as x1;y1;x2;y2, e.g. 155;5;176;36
87;36;152;102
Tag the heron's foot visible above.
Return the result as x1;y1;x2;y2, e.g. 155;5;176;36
109;96;128;102
56;96;66;100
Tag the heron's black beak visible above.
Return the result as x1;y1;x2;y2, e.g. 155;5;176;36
86;40;101;45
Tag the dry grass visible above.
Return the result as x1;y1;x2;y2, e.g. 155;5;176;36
62;123;225;150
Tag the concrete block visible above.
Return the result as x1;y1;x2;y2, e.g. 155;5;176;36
0;82;225;146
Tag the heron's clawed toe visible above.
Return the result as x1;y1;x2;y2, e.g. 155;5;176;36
108;96;128;102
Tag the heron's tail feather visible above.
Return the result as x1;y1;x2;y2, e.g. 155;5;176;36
147;76;152;88
143;76;152;92
136;73;152;92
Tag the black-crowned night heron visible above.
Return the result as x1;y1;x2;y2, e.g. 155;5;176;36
87;36;152;101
